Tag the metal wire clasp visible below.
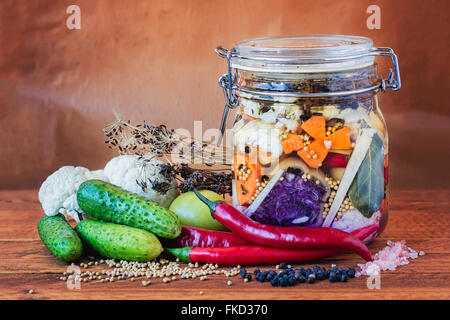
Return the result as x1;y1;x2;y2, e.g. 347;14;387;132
369;47;401;91
215;46;238;146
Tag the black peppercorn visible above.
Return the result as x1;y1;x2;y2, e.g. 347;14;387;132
329;272;336;282
296;275;306;283
347;267;356;278
288;277;296;286
316;272;325;281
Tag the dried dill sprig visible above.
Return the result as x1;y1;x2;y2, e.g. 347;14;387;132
134;154;177;195
158;162;178;181
174;164;232;196
132;157;232;196
103;113;229;165
103;115;180;157
148;178;173;195
146;162;178;195
103;113;232;196
141;163;232;196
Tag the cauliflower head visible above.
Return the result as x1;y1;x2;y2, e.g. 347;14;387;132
103;155;178;208
39;166;109;217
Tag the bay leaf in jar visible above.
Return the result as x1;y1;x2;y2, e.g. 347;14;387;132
348;134;385;217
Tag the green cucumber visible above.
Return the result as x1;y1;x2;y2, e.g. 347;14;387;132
37;215;83;262
75;219;163;261
77;180;181;239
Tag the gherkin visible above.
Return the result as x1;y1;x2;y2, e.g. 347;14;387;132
75;219;162;262
77;180;181;239
38;215;83;262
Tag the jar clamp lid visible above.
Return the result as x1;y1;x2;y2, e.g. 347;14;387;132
214;35;401;145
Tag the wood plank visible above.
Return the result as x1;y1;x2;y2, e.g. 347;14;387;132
0;189;41;210
1;272;449;300
1;209;447;241
1;238;448;273
0;189;449;300
0;210;41;241
1;191;448;241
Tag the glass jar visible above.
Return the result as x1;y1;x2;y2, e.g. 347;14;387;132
215;35;401;239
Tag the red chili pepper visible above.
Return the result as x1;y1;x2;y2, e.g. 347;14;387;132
161;226;249;248
192;189;373;261
166;224;379;265
322;153;348;168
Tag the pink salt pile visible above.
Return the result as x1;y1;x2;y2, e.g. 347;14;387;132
356;240;425;277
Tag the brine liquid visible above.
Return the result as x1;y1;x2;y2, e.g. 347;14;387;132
231;102;388;236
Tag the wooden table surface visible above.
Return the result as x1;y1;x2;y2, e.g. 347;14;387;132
0;189;449;300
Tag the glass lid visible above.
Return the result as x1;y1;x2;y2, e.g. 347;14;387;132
232;35;375;72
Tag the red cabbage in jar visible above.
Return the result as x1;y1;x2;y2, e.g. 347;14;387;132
248;169;328;227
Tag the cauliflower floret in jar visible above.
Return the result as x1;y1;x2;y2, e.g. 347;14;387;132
332;209;381;233
275;118;299;133
259;110;278;123
234;119;283;158
241;97;261;117
321;105;341;120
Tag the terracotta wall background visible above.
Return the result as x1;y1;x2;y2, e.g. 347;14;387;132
0;0;449;189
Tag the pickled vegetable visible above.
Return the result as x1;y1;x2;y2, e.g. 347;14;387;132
224;35;393;240
233;153;261;206
232;101;388;236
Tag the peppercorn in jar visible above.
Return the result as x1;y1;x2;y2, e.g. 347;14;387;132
215;35;401;239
